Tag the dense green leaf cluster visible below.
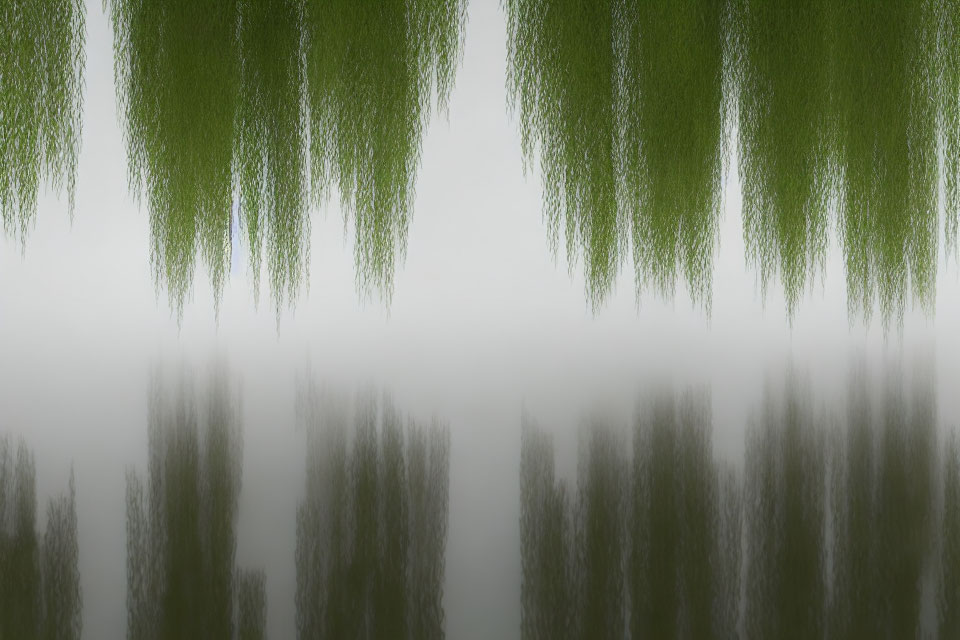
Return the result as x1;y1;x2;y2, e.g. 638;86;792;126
109;0;466;317
506;0;728;310
507;0;960;323
0;0;85;243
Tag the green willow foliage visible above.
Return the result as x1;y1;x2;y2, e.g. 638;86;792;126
732;0;836;315
109;0;466;316
307;0;467;300
109;0;241;316
508;0;960;322
125;369;266;640
295;388;450;640
0;437;82;640
505;0;728;309
733;0;955;322
0;0;85;242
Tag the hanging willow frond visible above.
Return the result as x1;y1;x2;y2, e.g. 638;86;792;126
0;0;85;242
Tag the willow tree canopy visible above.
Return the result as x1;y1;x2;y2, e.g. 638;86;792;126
0;0;85;242
507;0;960;324
108;0;467;318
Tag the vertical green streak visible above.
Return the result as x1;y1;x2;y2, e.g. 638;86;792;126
0;437;82;640
306;0;467;302
40;470;82;640
574;422;625;640
940;432;960;636
519;413;572;640
732;0;835;314
295;387;451;639
236;0;309;314
744;375;827;640
125;368;265;640
621;0;727;308
236;569;267;640
833;0;940;323
0;0;85;242
631;390;729;639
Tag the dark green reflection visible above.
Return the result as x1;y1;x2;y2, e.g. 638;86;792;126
520;369;953;637
743;374;828;639
125;368;265;640
831;368;936;639
505;0;727;308
0;0;84;242
295;388;450;640
521;393;737;640
940;432;960;636
520;414;572;640
109;0;466;316
0;436;82;640
306;0;467;301
632;390;738;639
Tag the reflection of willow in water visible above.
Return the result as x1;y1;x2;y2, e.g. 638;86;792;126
108;0;466;315
0;0;85;242
0;436;82;640
505;0;727;308
829;370;936;639
520;393;739;639
521;371;960;638
125;370;266;640
296;389;450;640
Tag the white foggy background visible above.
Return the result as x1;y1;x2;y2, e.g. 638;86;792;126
1;1;959;638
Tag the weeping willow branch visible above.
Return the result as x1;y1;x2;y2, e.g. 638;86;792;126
0;0;85;243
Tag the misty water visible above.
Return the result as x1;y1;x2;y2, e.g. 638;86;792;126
6;0;960;639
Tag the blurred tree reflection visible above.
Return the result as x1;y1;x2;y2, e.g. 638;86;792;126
295;387;450;640
125;367;266;640
0;436;81;640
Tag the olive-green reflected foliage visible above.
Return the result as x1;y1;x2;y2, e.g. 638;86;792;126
0;437;82;640
505;0;728;309
940;432;960;636
743;375;828;640
0;0;84;242
574;422;626;640
295;388;450;640
632;390;739;639
236;569;267;640
125;369;265;640
519;371;954;638
306;0;467;301
831;370;937;640
520;393;738;640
